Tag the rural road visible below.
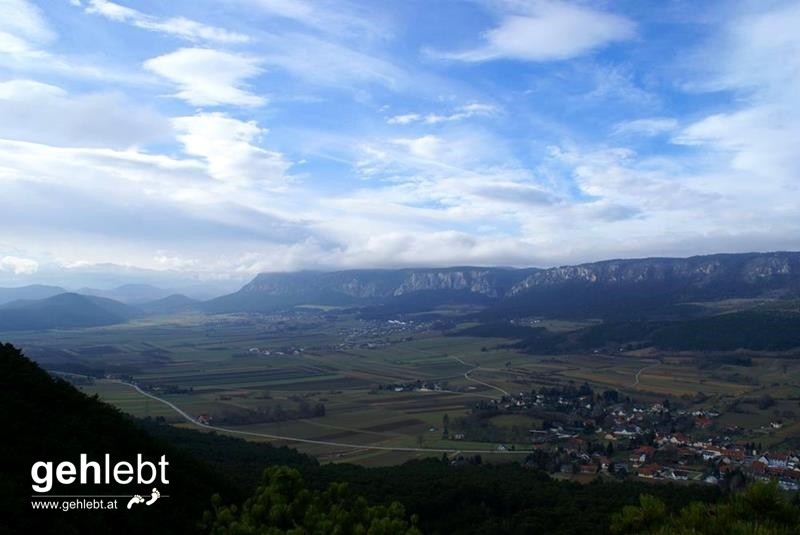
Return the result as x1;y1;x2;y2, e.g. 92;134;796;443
451;356;510;396
109;380;528;455
633;363;659;386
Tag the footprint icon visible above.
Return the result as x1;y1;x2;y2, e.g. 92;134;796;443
146;488;160;506
127;495;145;509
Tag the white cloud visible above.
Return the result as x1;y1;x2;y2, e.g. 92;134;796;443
549;145;715;212
579;64;658;108
153;253;198;270
386;113;421;125
84;0;251;44
2;0;800;277
712;1;800;100
0;136;310;271
144;48;265;106
0;79;171;148
246;0;314;21
0;79;63;98
388;103;500;124
0;1;153;84
439;1;635;62
314;230;536;269
0;255;39;275
0;0;54;53
0;138;205;189
391;135;445;160
242;0;385;40
672;3;800;192
173;112;292;187
674;106;799;183
259;33;405;90
354;129;514;177
613;117;678;137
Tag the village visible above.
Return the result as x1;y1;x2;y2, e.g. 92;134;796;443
517;385;794;490
430;381;800;491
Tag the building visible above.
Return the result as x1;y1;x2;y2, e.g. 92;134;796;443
630;445;656;467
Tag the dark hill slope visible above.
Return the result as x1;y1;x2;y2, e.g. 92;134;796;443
0;342;239;534
0;293;142;331
138;294;198;315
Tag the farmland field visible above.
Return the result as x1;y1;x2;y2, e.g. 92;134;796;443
7;306;800;465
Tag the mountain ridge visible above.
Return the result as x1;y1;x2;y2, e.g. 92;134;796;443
204;251;800;317
0;284;66;305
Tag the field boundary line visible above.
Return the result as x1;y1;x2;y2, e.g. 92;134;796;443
107;379;529;455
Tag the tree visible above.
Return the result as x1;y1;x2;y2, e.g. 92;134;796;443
610;494;668;534
758;394;777;410
203;466;421;534
611;482;800;534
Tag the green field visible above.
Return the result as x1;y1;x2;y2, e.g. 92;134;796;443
6;307;800;464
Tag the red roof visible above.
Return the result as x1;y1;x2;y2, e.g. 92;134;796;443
751;460;767;474
724;449;746;461
696;417;713;428
638;464;661;476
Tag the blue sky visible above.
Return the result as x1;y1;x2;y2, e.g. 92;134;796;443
0;0;799;284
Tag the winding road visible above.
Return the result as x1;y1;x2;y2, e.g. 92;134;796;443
633;363;659;386
109;379;528;455
451;356;510;396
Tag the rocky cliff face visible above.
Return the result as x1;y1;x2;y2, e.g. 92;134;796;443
240;268;524;299
207;252;800;314
393;269;515;297
240;271;402;299
509;252;800;295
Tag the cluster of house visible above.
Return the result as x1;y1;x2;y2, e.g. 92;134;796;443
331;319;434;351
513;431;799;492
466;385;800;490
377;380;445;393
247;346;305;356
620;435;800;491
196;413;213;425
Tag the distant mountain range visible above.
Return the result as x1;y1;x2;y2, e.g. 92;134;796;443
0;284;66;305
0;293;143;331
0;262;242;299
137;294;198;315
202;267;526;313
204;252;800;318
2;251;800;331
76;283;176;304
0;291;196;331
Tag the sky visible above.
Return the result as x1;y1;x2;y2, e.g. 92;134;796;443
0;0;799;286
